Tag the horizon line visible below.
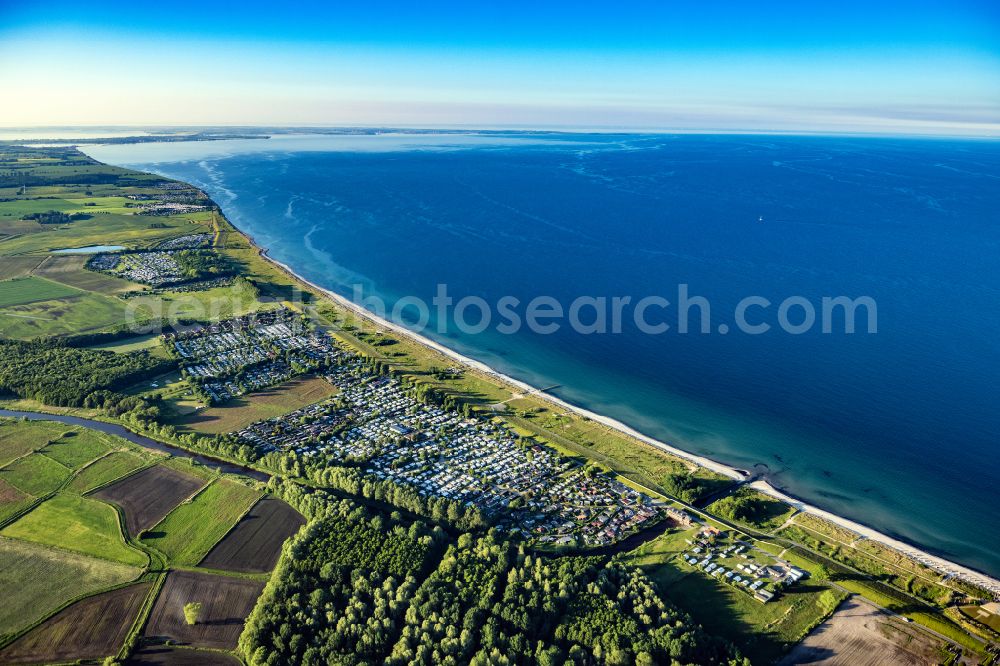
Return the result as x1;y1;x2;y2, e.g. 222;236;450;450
1;124;999;141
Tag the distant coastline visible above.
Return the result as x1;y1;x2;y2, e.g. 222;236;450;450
4;132;269;146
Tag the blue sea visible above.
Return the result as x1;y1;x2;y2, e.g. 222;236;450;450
86;133;1000;576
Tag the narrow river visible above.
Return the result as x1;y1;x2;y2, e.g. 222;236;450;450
0;409;269;481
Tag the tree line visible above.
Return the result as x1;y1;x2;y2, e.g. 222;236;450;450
0;339;173;407
239;491;747;666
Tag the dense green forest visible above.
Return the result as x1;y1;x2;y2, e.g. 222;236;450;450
24;209;76;224
242;484;746;666
172;249;239;281
0;338;173;407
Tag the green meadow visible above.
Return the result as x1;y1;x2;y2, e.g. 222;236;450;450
0;418;53;466
1;454;72;496
40;431;110;469
0;276;81;308
67;451;149;494
0;213;211;255
0;536;140;636
141;478;261;565
2;494;147;567
0;291;134;339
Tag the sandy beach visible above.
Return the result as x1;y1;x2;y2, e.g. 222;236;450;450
263;243;1000;595
249;243;1000;596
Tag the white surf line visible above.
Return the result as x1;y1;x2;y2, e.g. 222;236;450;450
751;480;1000;595
112;157;993;596
496;384;561;406
263;247;759;485
304;260;1000;595
262;248;1000;594
80;144;999;598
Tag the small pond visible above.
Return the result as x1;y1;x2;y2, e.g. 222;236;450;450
51;245;125;254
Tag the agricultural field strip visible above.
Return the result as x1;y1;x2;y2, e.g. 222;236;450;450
0;452;74;511
1;494;148;567
143;569;265;649
69;454;156;495
0;420;280;656
139;478;262;565
0;276;84;308
0;430;130;500
0;536;143;640
197;497;305;573
92;464;209;536
0;582;153;664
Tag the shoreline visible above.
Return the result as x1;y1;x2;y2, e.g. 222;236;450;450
72;142;998;596
265;250;746;481
253;250;1000;595
752;481;1000;595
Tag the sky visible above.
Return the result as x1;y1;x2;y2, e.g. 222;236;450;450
1;0;999;135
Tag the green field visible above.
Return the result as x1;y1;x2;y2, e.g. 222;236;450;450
87;333;163;353
0;213;211;256
1;453;71;496
68;451;149;494
0;194;136;219
2;494;147;566
0;478;36;524
0;256;42;280
171;375;338;434
0;418;53;466
617;524;701;586
128;282;275;325
141;478;261;564
0;219;43;237
32;254;144;295
40;431;110;469
0;291;134;339
0;277;270;340
0;536;140;636
0;276;82;308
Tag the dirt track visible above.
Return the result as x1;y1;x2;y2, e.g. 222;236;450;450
126;646;242;665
